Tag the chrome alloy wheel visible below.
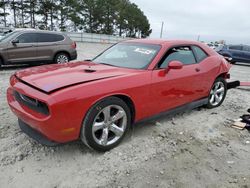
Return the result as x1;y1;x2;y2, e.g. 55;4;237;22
92;105;127;146
209;81;225;106
56;54;69;64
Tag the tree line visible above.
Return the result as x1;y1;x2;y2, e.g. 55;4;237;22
0;0;152;38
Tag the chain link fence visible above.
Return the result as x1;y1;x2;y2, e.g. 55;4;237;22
66;32;131;44
0;27;131;44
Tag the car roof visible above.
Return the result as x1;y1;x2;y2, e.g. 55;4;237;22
124;38;203;46
11;29;64;35
14;28;36;31
123;38;218;57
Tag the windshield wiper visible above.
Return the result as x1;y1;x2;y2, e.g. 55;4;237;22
99;63;116;67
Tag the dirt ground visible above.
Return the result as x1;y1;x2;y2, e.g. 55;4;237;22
1;43;250;188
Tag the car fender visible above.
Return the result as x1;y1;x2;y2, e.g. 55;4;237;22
88;92;134;110
80;92;136;124
203;56;231;96
53;49;71;59
214;58;231;82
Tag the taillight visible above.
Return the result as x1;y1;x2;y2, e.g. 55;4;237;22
71;41;76;49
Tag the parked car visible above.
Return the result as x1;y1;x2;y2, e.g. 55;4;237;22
7;39;231;151
216;44;250;64
0;29;77;68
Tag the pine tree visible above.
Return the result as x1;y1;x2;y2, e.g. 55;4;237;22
29;0;37;28
37;0;58;30
10;0;18;27
79;0;98;33
116;0;130;36
1;0;152;38
0;0;9;27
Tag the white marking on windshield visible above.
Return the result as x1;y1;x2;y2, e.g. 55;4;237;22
134;48;155;55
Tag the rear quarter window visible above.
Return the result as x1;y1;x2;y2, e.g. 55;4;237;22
192;46;208;62
36;33;65;43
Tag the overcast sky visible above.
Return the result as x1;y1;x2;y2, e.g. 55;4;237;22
130;0;250;44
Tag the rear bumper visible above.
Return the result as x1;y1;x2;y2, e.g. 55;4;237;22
227;81;240;89
18;119;59;146
227;81;250;88
70;50;77;61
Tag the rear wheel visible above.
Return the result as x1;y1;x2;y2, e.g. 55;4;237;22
81;97;131;152
54;53;69;64
207;77;227;109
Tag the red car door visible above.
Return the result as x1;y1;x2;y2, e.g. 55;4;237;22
148;46;205;115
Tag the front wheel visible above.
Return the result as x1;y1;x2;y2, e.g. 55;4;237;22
207;77;227;109
81;97;131;152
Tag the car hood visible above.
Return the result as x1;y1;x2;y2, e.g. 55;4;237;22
15;61;138;94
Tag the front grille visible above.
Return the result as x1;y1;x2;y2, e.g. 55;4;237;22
14;91;49;116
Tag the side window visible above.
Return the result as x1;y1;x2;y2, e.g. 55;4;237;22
16;33;37;43
54;34;65;41
37;33;64;43
229;45;242;51
192;46;208;62
159;46;196;68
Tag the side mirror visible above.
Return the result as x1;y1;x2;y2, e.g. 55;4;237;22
12;39;19;45
161;61;183;75
168;61;183;70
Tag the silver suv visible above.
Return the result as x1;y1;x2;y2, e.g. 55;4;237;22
0;29;77;67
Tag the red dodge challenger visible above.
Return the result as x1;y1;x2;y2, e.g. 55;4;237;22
7;39;231;151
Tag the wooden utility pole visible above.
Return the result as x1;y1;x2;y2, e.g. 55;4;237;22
197;35;200;41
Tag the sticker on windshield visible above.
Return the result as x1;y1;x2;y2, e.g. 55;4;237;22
134;48;155;55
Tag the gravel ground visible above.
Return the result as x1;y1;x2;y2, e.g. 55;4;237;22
0;42;250;188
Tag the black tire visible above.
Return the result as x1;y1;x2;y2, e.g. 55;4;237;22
207;77;227;109
81;97;131;152
54;53;69;64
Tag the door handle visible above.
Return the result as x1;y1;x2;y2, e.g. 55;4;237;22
195;68;201;72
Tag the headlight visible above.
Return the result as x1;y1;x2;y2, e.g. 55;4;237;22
14;91;49;115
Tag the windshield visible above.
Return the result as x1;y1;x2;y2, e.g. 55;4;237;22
0;31;17;42
93;42;161;69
